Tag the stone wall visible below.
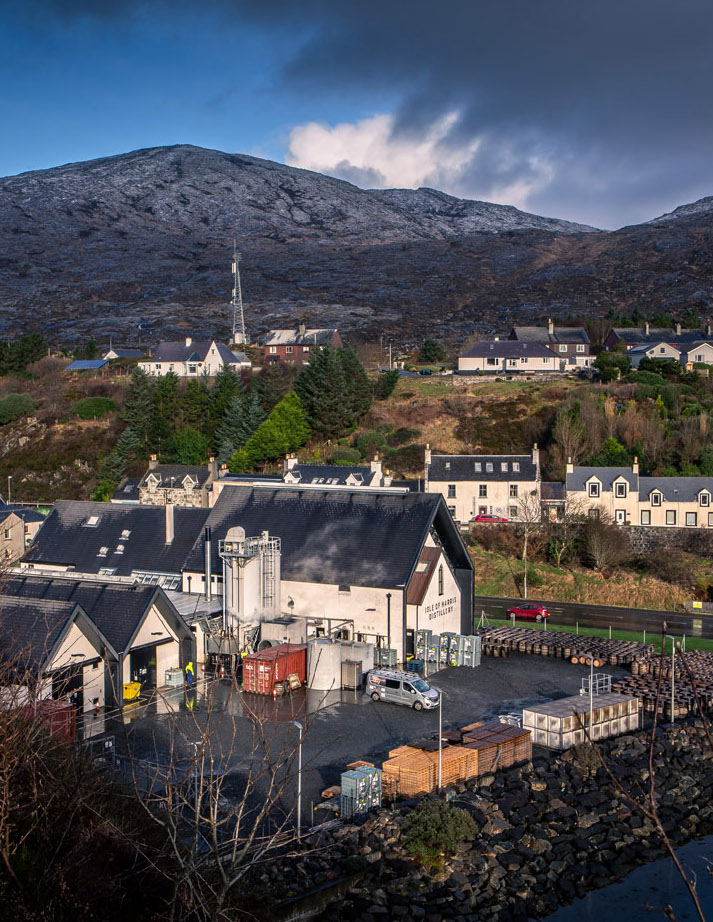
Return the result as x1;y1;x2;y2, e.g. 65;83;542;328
624;523;713;555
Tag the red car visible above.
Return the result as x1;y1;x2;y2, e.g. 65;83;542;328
506;603;550;622
473;513;509;523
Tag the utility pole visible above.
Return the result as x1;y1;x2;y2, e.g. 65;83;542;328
231;240;247;346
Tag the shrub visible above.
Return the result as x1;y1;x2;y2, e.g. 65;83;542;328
330;446;362;465
0;392;36;424
387;426;422;447
374;369;400;400
401;801;476;868
353;429;388;458
71;396;117;419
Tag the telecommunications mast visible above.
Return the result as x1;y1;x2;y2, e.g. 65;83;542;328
231;239;247;345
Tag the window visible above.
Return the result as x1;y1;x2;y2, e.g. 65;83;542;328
286;346;293;354
98;568;116;577
577;344;585;353
474;462;482;472
641;510;651;525
510;506;518;518
697;354;703;362
666;510;677;525
115;544;125;554
660;347;666;354
438;565;444;596
479;484;487;497
687;512;698;527
559;344;567;352
121;529;131;539
448;505;456;516
615;482;627;498
385;679;400;690
447;484;456;498
303;345;310;352
588;482;600;498
338;584;351;593
701;493;710;507
543;356;550;363
415;561;429;573
84;515;101;527
486;462;493;472
3;528;10;540
188;364;197;374
487;357;497;366
501;462;508;472
97;546;109;557
709;512;713;527
269;346;277;354
651;492;662;506
509;484;518;498
513;462;520;472
444;461;451;470
507;359;517;367
520;357;528;364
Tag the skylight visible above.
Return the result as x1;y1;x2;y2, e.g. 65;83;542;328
121;529;131;539
85;515;101;527
97;546;109;557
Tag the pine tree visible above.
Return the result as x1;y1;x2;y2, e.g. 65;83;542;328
252;362;295;413
149;371;179;453
169;426;209;465
338;346;372;422
208;365;240;438
179;377;211;431
229;392;310;472
236;389;266;445
123;366;156;452
294;345;351;439
216;395;245;464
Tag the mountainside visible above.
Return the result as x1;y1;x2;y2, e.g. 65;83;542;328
1;144;712;345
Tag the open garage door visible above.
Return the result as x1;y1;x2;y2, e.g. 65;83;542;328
129;646;157;689
51;665;84;711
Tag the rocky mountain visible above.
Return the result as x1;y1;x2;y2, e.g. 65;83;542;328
0;144;712;345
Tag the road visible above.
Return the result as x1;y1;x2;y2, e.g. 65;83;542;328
475;595;712;639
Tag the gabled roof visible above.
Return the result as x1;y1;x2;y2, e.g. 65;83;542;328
428;454;537;483
511;326;589;345
149;340;242;365
4;576;186;655
185;485;472;589
627;341;680;355
611;327;704;345
262;329;338;347
22;501;210;577
139;464;212;489
285;464;376;486
0;503;46;524
566;467;638;492
640;477;713;504
0;596;81;671
111;478;141;502
65;359;109;371
460;341;556;359
104;348;145;359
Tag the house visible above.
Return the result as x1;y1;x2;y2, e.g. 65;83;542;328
604;322;711;354
261;324;343;366
103;347;145;361
0;503;46;563
0;594;116;712
510;320;591;367
4;575;193;703
458;341;561;374
683;342;713;368
139;338;251;377
64;359;109;372
566;460;713;528
424;446;540;524
137;458;218;507
540;482;566;522
181;483;473;663
281;454;395;488
627;341;682;368
111;478;141;504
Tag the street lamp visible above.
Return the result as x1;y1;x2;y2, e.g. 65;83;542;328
7;475;11;504
582;653;595;741
291;720;304;837
665;634;676;725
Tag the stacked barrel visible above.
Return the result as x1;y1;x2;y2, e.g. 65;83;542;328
479;626;653;666
615;649;713;720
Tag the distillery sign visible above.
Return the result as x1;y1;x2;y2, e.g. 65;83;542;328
426;597;457;621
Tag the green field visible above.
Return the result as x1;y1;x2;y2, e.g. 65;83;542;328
479;617;713;654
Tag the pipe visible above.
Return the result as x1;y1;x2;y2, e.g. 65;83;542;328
204;526;212;602
386;592;391;652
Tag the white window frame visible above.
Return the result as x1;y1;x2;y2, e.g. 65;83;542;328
513;462;520;472
651;492;662;507
709;512;713;527
474;463;482;472
559;344;567;353
286;346;293;354
269;346;277;354
666;510;676;526
486;357;497;366
486;462;493;472
576;344;585;353
701;493;710;507
501;462;508;472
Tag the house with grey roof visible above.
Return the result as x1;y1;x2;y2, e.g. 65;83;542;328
139;337;250;377
604;322;713;369
103;347;145;360
0;502;46;563
425;445;540;524
510;319;592;368
458;340;563;374
566;459;713;528
261;323;342;366
137;457;218;507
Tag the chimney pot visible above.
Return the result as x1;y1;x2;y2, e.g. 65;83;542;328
548;318;554;335
149;454;158;470
185;336;192;347
298;322;306;336
675;322;682;336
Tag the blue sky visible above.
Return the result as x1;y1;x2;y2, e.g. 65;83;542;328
3;0;713;229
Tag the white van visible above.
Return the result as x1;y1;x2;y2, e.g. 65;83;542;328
366;669;439;710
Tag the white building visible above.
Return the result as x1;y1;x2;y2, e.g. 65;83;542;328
139;338;250;377
458;341;562;374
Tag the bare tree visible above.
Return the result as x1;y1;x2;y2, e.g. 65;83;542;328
514;491;544;599
552;405;588;473
582;511;629;572
549;494;588;569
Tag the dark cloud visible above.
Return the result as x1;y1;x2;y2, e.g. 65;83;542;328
5;0;713;226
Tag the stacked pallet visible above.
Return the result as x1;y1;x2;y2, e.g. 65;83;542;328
479;626;652;666
461;723;532;771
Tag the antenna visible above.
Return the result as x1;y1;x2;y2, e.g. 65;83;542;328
231;239;247;346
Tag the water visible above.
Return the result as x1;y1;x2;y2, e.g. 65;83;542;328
545;836;713;921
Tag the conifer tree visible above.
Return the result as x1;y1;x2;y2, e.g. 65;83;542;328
179;376;211;431
252;362;295;413
338;345;372;421
123;366;156;453
229;392;310;472
216;390;267;463
149;371;179;452
208;365;240;437
294;345;351;439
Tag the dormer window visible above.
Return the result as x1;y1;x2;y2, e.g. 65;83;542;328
501;462;508;472
444;461;450;470
121;529;131;539
615;482;627;498
115;544;125;554
513;462;520;472
588;481;600;498
701;493;711;507
651;492;662;506
486;462;493;472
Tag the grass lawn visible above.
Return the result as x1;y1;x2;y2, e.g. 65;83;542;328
480;617;713;654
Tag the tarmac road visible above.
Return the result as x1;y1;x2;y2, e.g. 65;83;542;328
475;595;711;638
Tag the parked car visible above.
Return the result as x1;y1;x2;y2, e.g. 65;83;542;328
506;603;550;622
473;513;509;523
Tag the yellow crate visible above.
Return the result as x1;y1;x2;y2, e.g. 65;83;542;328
123;681;142;701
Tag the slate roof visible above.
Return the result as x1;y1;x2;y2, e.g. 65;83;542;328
185;485;471;589
511;326;590;345
262;329;338;347
0;596;79;669
23;501;210;577
428;454;537;483
65;359;109;371
150;340;242;364
0;503;46;524
112;478;141;502
566;467;638;492
612;327;704;345
285;464;375;486
639;477;713;503
139;465;212;489
4;575;176;655
104;348;144;359
627;341;680;355
541;482;566;501
460;342;556;359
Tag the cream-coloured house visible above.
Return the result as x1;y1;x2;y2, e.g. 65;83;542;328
628;341;682;368
425;446;541;525
684;342;713;367
0;505;45;563
566;460;713;528
139;338;250;377
458;341;559;374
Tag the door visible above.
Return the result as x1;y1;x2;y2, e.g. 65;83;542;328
615;509;626;524
51;665;84;710
406;630;415;657
130;646;157;688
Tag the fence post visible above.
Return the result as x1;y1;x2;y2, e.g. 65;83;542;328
609;625;612;639
576;622;579;635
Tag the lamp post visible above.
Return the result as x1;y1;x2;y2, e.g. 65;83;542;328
291;720;304;837
665;634;676;724
432;686;443;792
386;592;392;654
582;653;595;741
7;475;11;504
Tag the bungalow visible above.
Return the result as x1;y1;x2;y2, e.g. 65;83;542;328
139;338;250;377
458;341;560;374
628;341;682;368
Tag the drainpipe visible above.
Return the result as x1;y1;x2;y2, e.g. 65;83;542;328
386;592;391;651
204;526;212;601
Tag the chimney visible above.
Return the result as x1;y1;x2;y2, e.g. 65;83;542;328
298;322;306;336
384;469;393;487
675;322;682;336
644;322;650;336
547;318;554;335
370;454;382;477
149;454;158;470
208;456;218;479
494;335;500;342
204;526;212;601
707;321;712;338
566;456;574;475
284;453;298;473
531;443;540;470
425;443;432;468
185;336;192;347
165;502;175;545
633;456;639;475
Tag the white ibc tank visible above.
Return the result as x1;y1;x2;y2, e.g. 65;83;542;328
308;638;343;691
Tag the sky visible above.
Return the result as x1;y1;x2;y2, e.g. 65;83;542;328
2;0;713;229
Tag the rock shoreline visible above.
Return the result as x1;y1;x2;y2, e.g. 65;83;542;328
259;720;713;921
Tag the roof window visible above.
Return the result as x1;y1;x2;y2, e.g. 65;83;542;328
486;462;493;472
416;561;429;573
97;546;109;557
121;529;131;539
513;462;520;472
444;461;451;470
474;462;482;472
501;462;508;472
85;515;101;527
115;544;125;554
